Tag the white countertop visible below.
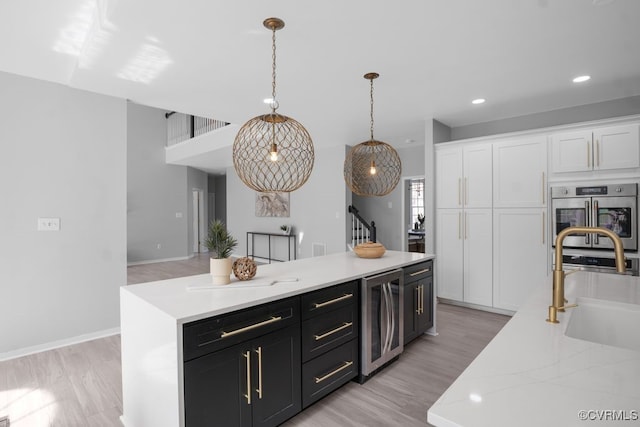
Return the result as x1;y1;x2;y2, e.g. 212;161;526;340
428;271;640;427
122;250;432;324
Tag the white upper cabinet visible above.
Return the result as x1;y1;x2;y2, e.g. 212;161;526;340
435;143;492;209
551;124;639;173
493;136;547;208
593;124;640;171
463;144;493;208
435;147;463;208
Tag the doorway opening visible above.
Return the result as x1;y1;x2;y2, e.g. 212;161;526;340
192;189;206;253
402;176;425;252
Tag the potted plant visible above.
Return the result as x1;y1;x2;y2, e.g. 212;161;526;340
204;220;238;285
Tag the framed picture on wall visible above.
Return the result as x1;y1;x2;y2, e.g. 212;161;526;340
255;192;290;217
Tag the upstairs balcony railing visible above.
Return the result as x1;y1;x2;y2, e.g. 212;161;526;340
166;111;230;147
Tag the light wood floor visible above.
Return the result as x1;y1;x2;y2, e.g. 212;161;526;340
127;252;213;285
0;258;510;426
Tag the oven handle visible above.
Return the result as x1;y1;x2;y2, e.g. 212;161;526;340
585;201;591;245
593;200;599;245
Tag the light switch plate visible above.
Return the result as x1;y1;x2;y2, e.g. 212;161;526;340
38;217;60;231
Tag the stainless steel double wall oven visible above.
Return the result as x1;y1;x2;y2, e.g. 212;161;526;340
551;183;638;251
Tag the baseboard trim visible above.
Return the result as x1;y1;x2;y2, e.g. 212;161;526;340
437;298;515;317
0;327;121;362
127;255;194;266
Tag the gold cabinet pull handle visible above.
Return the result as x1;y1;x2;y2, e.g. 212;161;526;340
255;346;263;399
596;139;600;167
243;350;251;404
410;268;431;277
587;139;591;167
314;361;354;384
314;322;353;341
464;212;468;240
415;286;420;314
313;293;353;309
221;316;283;338
458;177;462;206
420;285;424;314
465;177;469;206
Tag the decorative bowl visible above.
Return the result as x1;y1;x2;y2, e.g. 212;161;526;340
353;242;386;259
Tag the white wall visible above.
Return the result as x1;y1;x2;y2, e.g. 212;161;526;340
127;103;191;263
0;71;126;358
227;145;348;260
352;144;425;251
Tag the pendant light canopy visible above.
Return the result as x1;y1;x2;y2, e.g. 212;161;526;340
344;73;401;197
233;17;314;193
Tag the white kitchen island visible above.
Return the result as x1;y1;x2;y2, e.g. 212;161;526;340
120;250;432;427
428;271;640;427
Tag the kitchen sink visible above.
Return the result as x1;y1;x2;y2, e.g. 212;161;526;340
565;297;640;352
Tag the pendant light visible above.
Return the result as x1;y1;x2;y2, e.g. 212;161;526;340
233;17;314;193
344;73;401;197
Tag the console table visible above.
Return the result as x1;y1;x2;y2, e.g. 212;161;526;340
246;231;296;263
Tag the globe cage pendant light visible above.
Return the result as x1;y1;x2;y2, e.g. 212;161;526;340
344;73;401;197
233;17;315;193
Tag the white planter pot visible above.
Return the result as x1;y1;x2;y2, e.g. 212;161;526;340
210;258;232;285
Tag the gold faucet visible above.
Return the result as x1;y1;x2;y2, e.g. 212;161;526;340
547;226;626;323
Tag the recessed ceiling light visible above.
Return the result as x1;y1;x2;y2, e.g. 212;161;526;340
573;75;591;83
469;393;483;403
263;98;274;104
472;98;485;105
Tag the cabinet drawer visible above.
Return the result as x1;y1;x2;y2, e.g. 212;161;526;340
301;281;358;320
404;260;433;281
301;304;358;363
302;339;358;409
183;297;300;361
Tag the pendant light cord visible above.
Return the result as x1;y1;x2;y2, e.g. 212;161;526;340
271;26;278;113
369;77;375;141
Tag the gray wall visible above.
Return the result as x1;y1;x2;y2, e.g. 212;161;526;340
127;103;190;263
227;145;348;260
450;95;640;141
433;119;452;143
206;174;228;227
0;71;126;357
352;144;426;251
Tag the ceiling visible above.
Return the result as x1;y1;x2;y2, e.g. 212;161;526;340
2;0;640;169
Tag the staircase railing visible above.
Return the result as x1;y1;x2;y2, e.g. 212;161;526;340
348;205;377;247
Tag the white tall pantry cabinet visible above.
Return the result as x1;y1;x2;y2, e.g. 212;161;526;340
435;143;493;307
435;136;548;312
492;137;548;311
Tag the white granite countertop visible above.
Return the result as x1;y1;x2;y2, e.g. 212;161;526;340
122;250;432;324
428;271;640;427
